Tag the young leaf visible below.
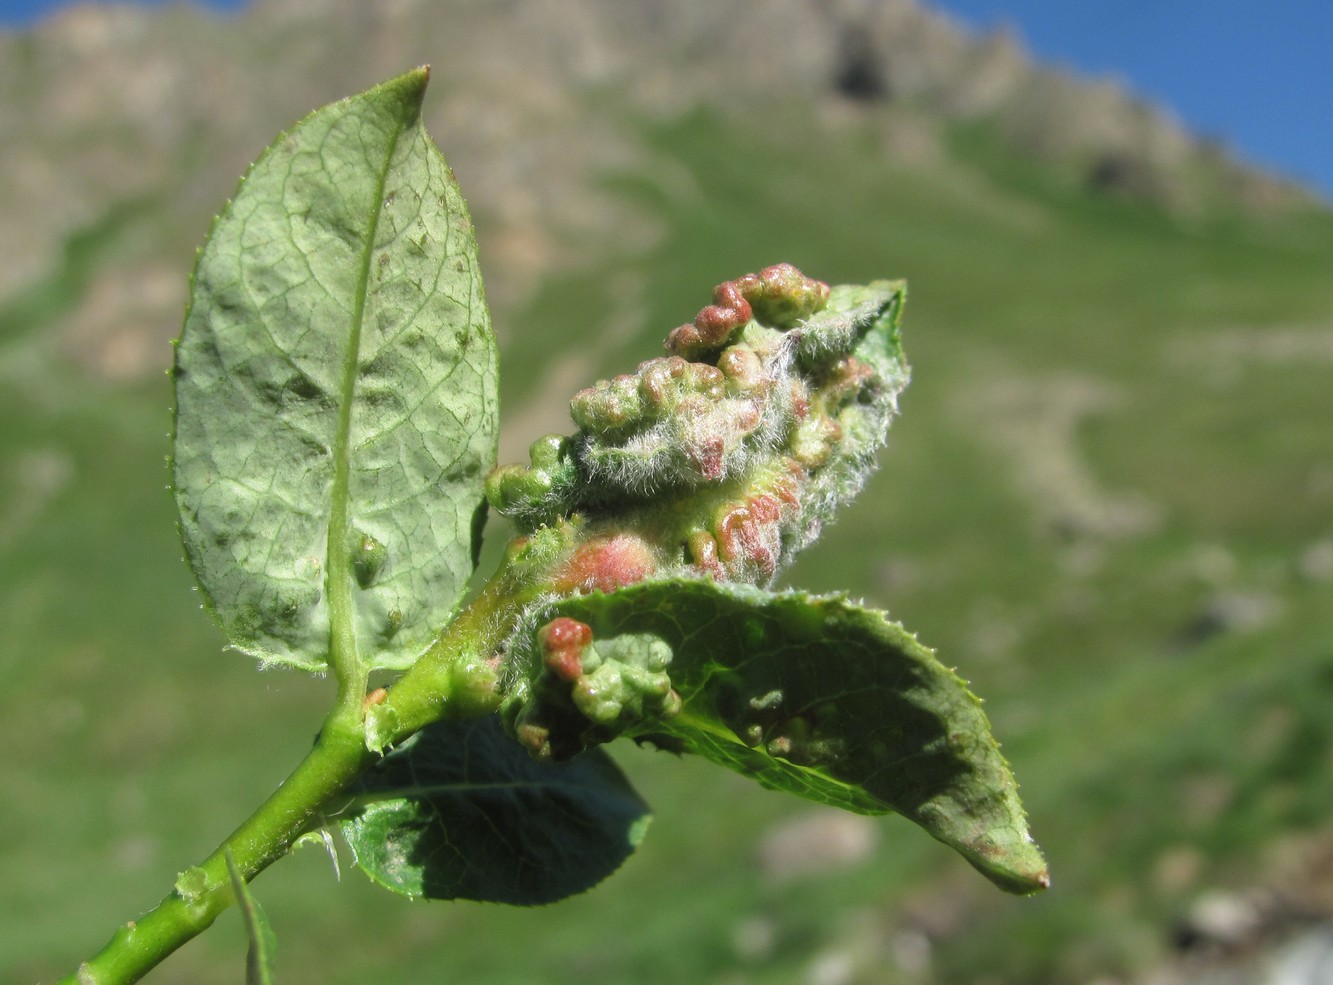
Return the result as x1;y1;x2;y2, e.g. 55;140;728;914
506;579;1049;895
341;715;651;905
173;67;498;671
225;848;277;985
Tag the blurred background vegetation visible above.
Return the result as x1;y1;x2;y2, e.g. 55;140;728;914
3;1;1331;983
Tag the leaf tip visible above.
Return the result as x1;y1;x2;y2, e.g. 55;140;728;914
403;64;431;96
370;65;431;124
966;837;1050;896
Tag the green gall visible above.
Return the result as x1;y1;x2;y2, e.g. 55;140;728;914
503;621;680;761
528;432;571;471
790;415;842;470
483;435;579;528
174;866;212;905
637;356;724;409
350;530;388;589
716;345;765;388
741;263;831;328
485;464;535;511
571;373;645;435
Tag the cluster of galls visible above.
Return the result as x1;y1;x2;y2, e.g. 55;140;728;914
507;617;681;761
663;263;831;359
489;265;908;758
486;264;907;583
486;265;831;525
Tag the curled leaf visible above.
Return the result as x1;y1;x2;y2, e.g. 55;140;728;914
504;578;1048;895
486;268;908;587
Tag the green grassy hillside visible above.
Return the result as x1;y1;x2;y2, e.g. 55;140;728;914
5;96;1332;985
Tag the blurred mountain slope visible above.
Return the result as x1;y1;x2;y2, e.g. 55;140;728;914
0;0;1317;380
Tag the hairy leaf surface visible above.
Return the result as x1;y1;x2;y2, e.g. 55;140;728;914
173;68;497;670
516;579;1048;894
342;715;651;905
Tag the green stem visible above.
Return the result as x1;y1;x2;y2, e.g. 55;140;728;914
364;523;576;750
63;715;372;985
367;568;523;747
60;557;543;985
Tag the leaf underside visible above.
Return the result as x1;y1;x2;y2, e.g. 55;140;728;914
520;579;1049;894
342;715;652;905
173;68;498;670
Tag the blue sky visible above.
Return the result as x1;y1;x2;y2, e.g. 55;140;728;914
929;0;1333;200
0;0;245;22
2;0;1329;200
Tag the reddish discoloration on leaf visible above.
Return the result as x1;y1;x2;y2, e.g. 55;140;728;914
716;502;778;579
687;434;727;480
515;721;551;758
713;278;752;318
699;472;802;582
540;617;593;681
553;533;659;595
542;617;593;650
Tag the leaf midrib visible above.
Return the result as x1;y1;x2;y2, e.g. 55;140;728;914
325;115;412;690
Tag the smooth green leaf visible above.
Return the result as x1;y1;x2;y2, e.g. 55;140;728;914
173;68;498;671
513;579;1049;894
225;849;277;985
341;715;652;905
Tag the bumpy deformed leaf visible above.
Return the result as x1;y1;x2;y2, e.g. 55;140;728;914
488;271;910;584
508;579;1048;894
173;68;498;670
341;715;651;905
